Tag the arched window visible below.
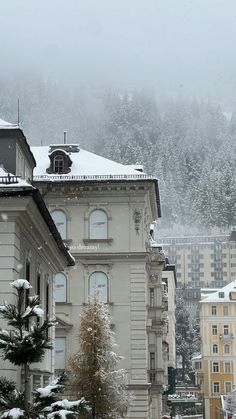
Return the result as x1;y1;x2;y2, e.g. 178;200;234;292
89;271;108;303
89;210;108;239
55;273;67;303
51;210;67;240
213;344;218;354
53;155;65;174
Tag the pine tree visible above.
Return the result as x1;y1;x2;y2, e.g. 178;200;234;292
175;295;198;384
0;280;89;419
68;298;130;419
225;389;236;415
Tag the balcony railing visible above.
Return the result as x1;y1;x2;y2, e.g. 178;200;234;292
0;174;19;184
219;333;234;343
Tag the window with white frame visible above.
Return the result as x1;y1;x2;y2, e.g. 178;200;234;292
212;362;219;373
212;325;217;335
225;362;231;373
224;344;230;354
212;306;217;315
89;271;108;303
223;325;229;335
55;273;67;303
225;382;232;394
55;337;66;370
51;210;67;240
213;344;218;354
89;210;108;239
213;382;220;394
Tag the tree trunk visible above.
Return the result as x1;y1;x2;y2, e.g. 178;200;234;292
24;363;30;416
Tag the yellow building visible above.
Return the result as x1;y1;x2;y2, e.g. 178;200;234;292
200;281;236;419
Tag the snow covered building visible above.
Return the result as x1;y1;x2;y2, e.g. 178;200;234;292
0;120;74;393
32;142;167;419
200;281;236;419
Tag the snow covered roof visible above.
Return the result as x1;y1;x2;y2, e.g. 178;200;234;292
0;167;33;189
0;118;19;129
201;280;236;303
31;145;155;180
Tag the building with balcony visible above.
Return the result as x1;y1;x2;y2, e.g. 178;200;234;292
159;233;236;290
200;280;236;419
159;233;236;322
32;142;167;419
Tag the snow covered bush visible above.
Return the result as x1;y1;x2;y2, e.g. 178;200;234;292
69;297;131;419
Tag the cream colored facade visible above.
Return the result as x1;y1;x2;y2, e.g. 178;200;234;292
200;281;236;419
32;143;169;419
0;120;74;391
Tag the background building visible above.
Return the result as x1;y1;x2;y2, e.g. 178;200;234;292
159;233;236;289
200;281;236;419
160;233;236;321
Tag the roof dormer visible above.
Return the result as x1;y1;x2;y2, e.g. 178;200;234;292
47;149;73;174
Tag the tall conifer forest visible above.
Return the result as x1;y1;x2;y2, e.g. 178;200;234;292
1;74;235;232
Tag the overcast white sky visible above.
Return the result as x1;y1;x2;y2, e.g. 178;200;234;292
1;0;236;103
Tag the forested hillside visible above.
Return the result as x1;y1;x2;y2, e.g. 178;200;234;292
1;75;236;232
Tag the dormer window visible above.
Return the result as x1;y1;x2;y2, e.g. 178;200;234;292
54;155;65;173
47;149;72;175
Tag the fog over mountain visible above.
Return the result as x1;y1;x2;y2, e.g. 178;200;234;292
1;0;236;105
1;1;236;232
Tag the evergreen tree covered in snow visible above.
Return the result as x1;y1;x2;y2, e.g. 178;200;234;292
175;295;199;384
1;72;235;231
0;280;89;419
225;389;236;415
69;298;130;419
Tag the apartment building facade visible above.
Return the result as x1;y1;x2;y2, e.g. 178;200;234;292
32;142;169;419
159;233;236;320
0;119;74;390
159;233;236;290
200;281;236;419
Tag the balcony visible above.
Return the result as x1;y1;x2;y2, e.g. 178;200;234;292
148;369;166;386
162;293;168;310
219;333;234;343
150;246;166;265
